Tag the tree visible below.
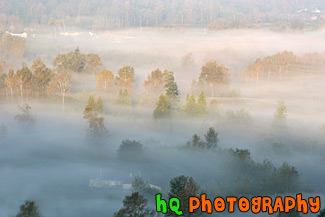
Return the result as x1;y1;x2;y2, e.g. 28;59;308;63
114;192;155;217
143;68;164;92
197;91;207;116
84;53;103;74
117;140;144;160
181;53;195;69
276;162;299;193
153;94;169;119
225;109;253;126
15;200;41;217
163;70;178;98
15;65;32;104
95;97;104;113
168;175;201;217
5;69;15;102
116;89;132;106
199;61;230;96
96;69;114;93
186;134;205;149
54;48;86;73
317;208;325;217
87;96;96;110
15;104;35;127
31;59;53;97
272;101;287;131
83;106;106;139
183;94;198;116
116;66;135;90
54;71;72;109
204;127;218;149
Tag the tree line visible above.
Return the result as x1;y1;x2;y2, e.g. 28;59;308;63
1;0;324;31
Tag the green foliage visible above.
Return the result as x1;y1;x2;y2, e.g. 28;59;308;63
183;92;207;117
114;192;155;217
86;96;104;113
116;89;132;106
53;48;102;74
272;101;287;130
163;70;178;98
204;127;218;149
186;127;218;149
83;106;106;139
153;94;169;119
117;140;144;160
132;176;160;197
276;162;299;193
116;66;135;90
168;175;201;217
15;200;41;217
31;59;53;97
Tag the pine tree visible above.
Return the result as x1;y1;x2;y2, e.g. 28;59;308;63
15;201;41;217
204;127;218;149
114;192;155;217
163;70;178;98
116;89;132;106
95;97;104;113
87;96;96;109
153;94;169;119
197;91;207;116
183;94;198;116
168;176;201;217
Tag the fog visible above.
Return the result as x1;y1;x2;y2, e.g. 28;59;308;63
1;27;325;216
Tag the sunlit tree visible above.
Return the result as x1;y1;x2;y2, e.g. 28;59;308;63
116;66;135;90
153;94;169;119
96;69;114;93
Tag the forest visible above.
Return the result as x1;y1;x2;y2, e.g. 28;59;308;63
1;1;325;217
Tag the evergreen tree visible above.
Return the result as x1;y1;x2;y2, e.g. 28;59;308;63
163;70;178;98
95;97;104;113
87;96;96;109
15;200;41;217
186;134;205;149
197;91;207;116
183;94;197;116
114;192;155;217
204;127;218;149
168;176;201;217
153;94;169;119
116;89;132;106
